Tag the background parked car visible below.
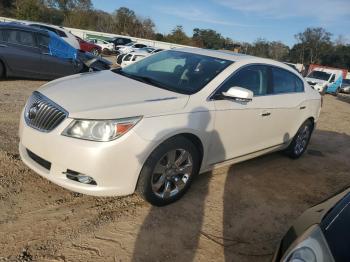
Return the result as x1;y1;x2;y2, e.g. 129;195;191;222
138;47;164;54
273;187;350;262
116;53;126;65
75;36;101;56
15;21;80;49
305;68;343;95
121;52;149;67
0;23;111;80
106;36;132;47
340;78;350;94
88;38;115;54
116;42;148;54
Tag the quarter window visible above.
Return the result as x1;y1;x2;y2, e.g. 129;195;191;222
220;65;269;96
271;67;304;94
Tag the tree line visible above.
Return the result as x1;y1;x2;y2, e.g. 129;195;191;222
1;0;349;69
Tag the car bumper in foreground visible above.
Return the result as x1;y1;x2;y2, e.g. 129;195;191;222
19;115;152;197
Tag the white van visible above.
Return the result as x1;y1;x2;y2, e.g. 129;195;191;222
305;68;343;94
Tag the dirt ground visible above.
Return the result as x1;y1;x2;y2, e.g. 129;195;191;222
0;79;349;262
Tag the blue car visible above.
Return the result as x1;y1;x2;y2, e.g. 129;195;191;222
0;22;111;80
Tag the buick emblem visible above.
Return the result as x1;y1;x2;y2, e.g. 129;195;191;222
27;102;40;120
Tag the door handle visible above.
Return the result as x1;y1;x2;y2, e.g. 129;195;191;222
0;44;7;48
300;106;306;110
261;111;271;117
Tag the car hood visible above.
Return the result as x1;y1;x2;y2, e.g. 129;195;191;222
38;70;189;119
305;77;326;85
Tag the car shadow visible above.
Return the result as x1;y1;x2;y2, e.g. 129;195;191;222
132;107;225;261
131;123;350;261
336;93;350;104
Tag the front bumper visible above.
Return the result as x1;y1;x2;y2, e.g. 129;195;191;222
19;114;152;196
341;86;350;94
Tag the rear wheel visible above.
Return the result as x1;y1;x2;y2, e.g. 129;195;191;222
285;120;313;159
137;136;200;206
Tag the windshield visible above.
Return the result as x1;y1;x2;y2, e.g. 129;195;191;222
307;70;331;81
113;50;232;94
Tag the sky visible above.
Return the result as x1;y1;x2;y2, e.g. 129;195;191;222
91;0;350;46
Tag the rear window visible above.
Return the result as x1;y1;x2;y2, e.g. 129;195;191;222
272;67;304;94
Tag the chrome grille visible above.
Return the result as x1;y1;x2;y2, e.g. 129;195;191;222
24;91;68;132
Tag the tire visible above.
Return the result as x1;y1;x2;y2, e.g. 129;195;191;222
285;120;313;159
137;136;200;206
91;48;99;56
334;87;340;96
0;61;4;79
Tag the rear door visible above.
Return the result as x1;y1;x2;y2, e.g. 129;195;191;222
266;66;307;146
37;33;76;78
1;29;42;77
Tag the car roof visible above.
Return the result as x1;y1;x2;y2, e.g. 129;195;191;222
175;47;301;74
18;20;68;31
0;22;48;34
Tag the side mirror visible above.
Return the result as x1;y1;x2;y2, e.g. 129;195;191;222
222;86;253;102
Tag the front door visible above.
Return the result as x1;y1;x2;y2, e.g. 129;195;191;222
208;64;277;164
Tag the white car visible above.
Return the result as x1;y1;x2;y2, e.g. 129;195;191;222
305;68;343;94
18;21;80;49
121;52;149;67
116;42;148;54
88;38;115;52
19;48;321;206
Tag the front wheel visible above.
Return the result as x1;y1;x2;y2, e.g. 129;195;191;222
137;136;200;206
285;120;313;159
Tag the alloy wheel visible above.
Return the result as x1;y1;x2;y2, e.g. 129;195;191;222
294;125;310;155
151;149;193;199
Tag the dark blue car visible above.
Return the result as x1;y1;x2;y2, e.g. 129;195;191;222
0;22;111;80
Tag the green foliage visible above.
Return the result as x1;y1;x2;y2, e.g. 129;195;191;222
165;25;191;45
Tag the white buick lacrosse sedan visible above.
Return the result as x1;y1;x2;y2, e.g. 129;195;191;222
19;48;321;206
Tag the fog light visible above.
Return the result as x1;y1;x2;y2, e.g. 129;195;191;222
64;170;97;185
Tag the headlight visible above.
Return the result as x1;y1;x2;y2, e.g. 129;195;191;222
282;225;334;262
62;116;142;142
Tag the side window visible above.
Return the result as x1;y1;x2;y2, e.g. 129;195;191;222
18;31;35;46
56;29;67;37
220;65;269;96
3;30;19;44
271;67;304;94
330;74;335;82
37;34;50;52
124;54;132;61
0;29;3;41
